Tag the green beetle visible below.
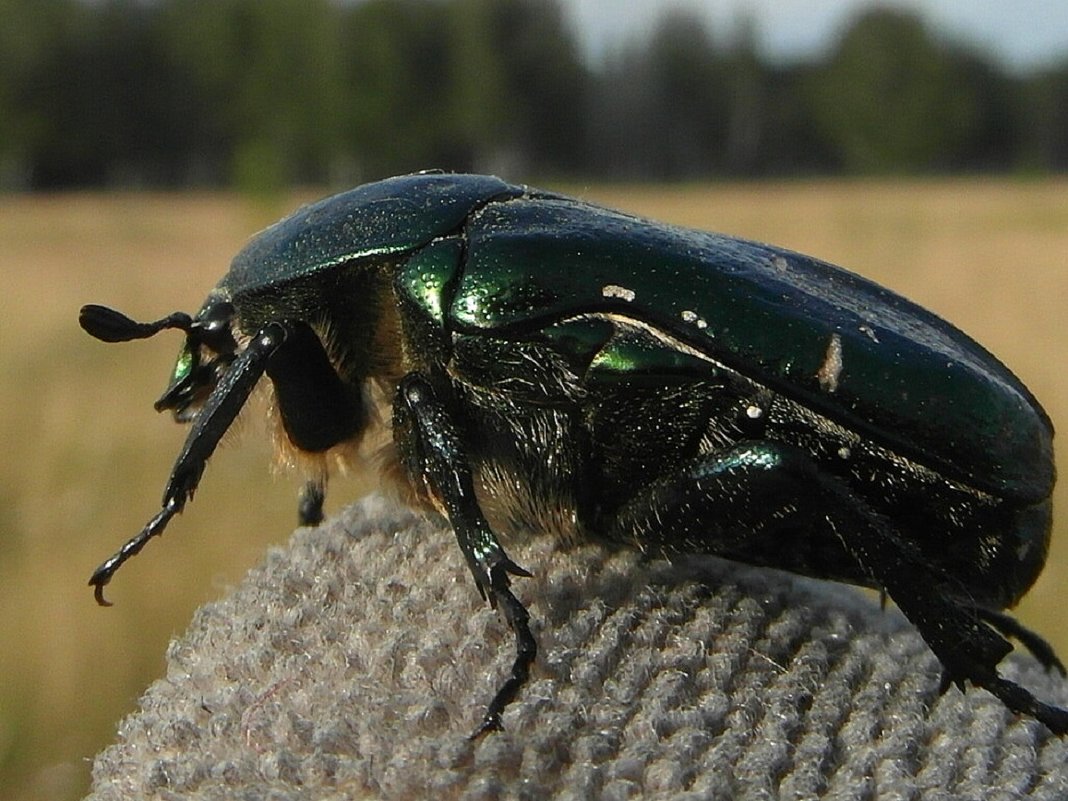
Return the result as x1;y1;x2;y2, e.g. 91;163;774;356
80;172;1065;735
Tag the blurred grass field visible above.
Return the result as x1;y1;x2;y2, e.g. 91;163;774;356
2;179;1066;800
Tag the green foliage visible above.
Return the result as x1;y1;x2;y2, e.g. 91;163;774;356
589;11;721;179
341;0;453;176
1022;61;1068;172
809;9;1000;172
160;0;347;190
0;0;1065;188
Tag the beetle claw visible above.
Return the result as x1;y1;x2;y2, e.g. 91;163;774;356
470;711;503;741
91;579;112;608
497;556;532;580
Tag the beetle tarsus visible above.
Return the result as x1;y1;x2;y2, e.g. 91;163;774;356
938;663;1068;734
89;500;181;605
470;560;537;740
974;671;1068;735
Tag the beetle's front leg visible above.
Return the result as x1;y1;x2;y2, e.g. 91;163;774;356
89;322;289;604
608;441;1068;734
394;373;535;736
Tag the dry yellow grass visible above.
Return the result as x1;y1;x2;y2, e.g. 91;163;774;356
1;179;1066;800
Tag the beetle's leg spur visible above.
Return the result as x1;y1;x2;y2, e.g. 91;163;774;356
970;606;1066;676
609;440;1068;735
90;322;290;604
396;373;535;738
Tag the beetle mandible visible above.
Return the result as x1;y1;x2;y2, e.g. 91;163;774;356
80;172;1067;736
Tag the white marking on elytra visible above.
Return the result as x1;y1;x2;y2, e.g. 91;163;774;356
602;284;636;302
816;333;843;393
681;309;708;329
859;324;879;343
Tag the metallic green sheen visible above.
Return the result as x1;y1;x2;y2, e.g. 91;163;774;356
171;343;194;384
221;173;519;297
588;336;717;382
396;238;465;328
540;318;718;382
450;198;1053;502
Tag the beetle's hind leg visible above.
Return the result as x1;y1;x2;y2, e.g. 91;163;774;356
394;373;535;737
606;440;1068;735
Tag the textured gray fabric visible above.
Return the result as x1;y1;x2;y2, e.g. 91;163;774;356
86;496;1068;800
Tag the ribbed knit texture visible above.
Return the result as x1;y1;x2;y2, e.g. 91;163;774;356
86;496;1068;800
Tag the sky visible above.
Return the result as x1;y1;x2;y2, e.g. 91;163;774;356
563;0;1068;71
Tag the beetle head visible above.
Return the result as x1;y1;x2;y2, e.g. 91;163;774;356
80;300;239;422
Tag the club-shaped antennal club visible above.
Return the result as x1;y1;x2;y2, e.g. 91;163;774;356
79;304;194;343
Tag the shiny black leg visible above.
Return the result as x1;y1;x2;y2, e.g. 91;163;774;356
90;322;289;604
609;440;1068;735
395;373;535;736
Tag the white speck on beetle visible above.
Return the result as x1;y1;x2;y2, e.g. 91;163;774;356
771;255;789;271
681;309;708;329
602;284;635;302
859;324;880;343
816;333;843;393
838;446;851;460
746;404;763;419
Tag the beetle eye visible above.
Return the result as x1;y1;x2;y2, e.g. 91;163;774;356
171;342;196;385
154;339;200;416
152;302;240;421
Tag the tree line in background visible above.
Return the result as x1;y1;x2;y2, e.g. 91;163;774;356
2;0;1067;190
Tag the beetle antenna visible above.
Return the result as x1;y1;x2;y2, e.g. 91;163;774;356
80;304;194;343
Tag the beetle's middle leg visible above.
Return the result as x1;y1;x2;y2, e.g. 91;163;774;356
607;440;1068;734
297;480;326;527
394;373;535;737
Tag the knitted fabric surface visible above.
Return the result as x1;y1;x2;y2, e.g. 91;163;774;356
86;496;1068;800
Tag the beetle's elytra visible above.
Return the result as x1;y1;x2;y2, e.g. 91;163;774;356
81;172;1066;735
